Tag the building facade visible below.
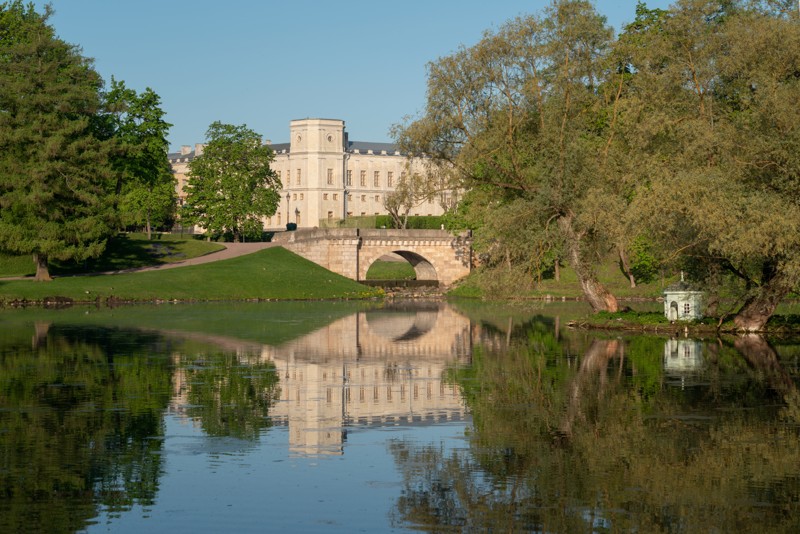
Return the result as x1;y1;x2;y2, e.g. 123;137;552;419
168;118;448;230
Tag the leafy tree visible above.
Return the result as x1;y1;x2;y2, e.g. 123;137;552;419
180;122;280;242
0;1;115;280
383;161;454;229
620;0;800;330
102;78;175;239
394;1;625;311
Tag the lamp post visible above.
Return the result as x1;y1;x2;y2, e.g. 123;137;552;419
285;192;290;226
343;188;349;225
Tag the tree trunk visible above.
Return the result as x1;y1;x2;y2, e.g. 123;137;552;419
618;245;636;288
554;257;561;282
558;216;618;313
145;211;152;240
560;339;621;438
33;253;52;282
733;268;793;331
734;334;795;397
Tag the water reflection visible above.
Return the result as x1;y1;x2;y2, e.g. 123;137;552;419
0;324;174;533
664;337;704;372
393;322;800;532
1;302;800;532
252;302;471;455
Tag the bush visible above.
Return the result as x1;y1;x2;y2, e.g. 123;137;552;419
375;215;392;228
373;215;446;229
285;222;297;231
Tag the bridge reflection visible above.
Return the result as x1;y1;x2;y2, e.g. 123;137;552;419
259;302;472;455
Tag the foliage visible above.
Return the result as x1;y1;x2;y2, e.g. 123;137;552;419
382;161;457;229
448;252;670;300
181;122;280;242
374;214;445;229
0;1;116;281
102;78;175;238
627;234;659;284
619;0;800;330
394;0;625;312
0;232;224;277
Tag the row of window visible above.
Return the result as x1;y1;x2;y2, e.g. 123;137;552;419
277;169;404;188
285;192;438;205
323;193;382;202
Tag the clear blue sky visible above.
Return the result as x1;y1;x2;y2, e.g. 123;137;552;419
35;1;673;152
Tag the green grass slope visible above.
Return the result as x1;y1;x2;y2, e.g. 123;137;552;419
0;247;382;303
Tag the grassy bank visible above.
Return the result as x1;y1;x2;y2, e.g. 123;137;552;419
0;247;382;304
0;232;225;278
448;259;673;301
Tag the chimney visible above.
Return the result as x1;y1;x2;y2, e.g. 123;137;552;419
180;145;191;155
195;143;205;156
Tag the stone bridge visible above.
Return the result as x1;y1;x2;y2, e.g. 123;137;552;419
272;228;472;285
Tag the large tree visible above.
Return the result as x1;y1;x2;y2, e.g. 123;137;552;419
181;122;280;242
0;1;116;280
102;78;175;239
620;0;800;330
395;0;625;311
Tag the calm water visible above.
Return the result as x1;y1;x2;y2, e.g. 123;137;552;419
1;300;799;533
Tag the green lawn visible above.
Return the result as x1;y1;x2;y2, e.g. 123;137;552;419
0;232;225;278
365;259;416;280
0;247;382;303
449;256;673;300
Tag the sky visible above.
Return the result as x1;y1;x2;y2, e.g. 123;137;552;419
34;0;674;153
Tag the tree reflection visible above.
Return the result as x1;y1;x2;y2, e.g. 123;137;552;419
392;325;800;532
0;325;174;532
178;351;280;440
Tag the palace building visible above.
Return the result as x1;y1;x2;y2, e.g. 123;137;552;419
168;118;449;230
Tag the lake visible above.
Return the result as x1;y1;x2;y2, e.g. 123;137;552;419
1;300;799;532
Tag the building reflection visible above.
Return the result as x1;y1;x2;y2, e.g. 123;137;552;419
663;338;704;373
264;303;472;455
168;302;473;455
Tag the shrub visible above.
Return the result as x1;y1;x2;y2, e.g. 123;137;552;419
373;215;446;229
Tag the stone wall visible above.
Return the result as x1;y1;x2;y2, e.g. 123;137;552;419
272;228;472;285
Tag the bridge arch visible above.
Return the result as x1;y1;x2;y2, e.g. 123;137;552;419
361;250;438;282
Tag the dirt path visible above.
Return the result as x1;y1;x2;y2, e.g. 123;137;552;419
108;241;279;274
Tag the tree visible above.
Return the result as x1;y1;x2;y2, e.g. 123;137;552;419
0;1;115;281
394;1;624;311
102;78;175;239
383;161;455;229
180;122;280;242
620;0;800;330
